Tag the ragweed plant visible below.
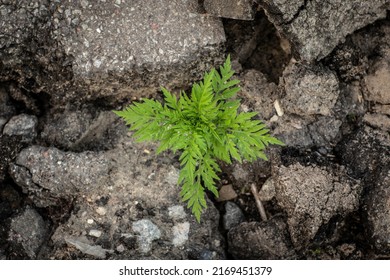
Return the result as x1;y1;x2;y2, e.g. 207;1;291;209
114;56;284;222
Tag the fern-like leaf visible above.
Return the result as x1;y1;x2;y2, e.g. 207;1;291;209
114;55;284;222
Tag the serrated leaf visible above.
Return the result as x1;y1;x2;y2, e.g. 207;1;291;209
162;87;178;110
113;55;284;223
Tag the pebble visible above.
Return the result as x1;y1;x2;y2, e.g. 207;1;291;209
3;114;38;142
96;206;107;216
132;219;161;253
89;229;102;238
168;205;186;220
65;237;112;259
216;184;237;202
116;244;125;253
258;178;276;201
172;222;190;247
223;201;245;230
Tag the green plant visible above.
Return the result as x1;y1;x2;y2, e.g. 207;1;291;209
114;56;284;222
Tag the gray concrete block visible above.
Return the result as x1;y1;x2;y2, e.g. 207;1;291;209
261;0;390;61
204;0;255;20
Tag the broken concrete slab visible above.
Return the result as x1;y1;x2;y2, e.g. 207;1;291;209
260;0;390;61
337;126;390;178
227;217;296;259
336;125;390;254
275;163;361;248
40;107;121;151
8;206;49;259
281;62;339;116
10;135;225;259
204;0;255;20
239;69;281;121
0;0;226;107
273;114;342;148
9;145;111;207
363;113;390;131
364;60;390;105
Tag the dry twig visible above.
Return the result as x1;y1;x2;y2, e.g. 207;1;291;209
251;183;268;221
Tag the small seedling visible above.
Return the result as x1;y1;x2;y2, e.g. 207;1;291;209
114;56;284;222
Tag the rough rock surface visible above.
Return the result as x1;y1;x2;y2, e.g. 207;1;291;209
274;114;342;148
307;116;342;147
8;207;49;259
9;133;225;259
281;63;339;116
337;126;390;254
41;108;121;151
9;145;111;207
222;201;245;231
272;115;314;147
271;62;343;147
363;113;390;131
337;126;390;178
364;60;390;105
275;163;361;248
362;55;390;131
227;217;295;259
3;114;38;143
239;70;281;121
0;0;225;107
261;0;390;61
204;0;255;20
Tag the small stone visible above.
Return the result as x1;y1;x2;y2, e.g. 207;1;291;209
338;243;357;258
116;244;125;253
223;201;245;231
65;237;112;259
216;184;237;202
88;229;102;238
3;114;38;142
172;222;190;247
270;115;279;123
168;205;186;220
96;207;107;216
165;167;180;186
80;0;88;8
9;207;48;258
132;219;161;253
199;250;216;260
258;178;276;201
